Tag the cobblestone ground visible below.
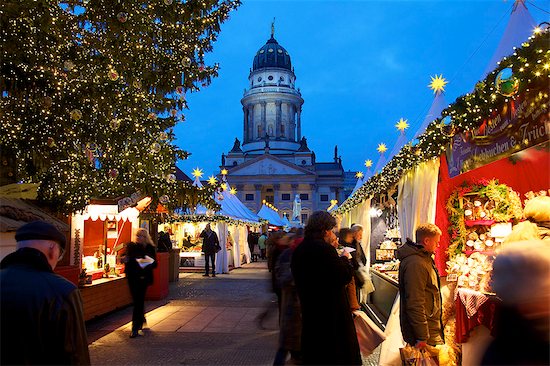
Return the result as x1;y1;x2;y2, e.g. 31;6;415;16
87;262;380;365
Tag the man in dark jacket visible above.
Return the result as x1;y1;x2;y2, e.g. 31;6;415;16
397;223;444;349
200;223;220;277
0;221;90;365
291;211;362;365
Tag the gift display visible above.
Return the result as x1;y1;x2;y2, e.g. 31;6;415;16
446;179;523;291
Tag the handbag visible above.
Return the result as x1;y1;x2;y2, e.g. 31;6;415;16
399;344;439;366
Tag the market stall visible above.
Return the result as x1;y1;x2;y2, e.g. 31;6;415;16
163;176;261;274
334;19;549;366
70;198;146;320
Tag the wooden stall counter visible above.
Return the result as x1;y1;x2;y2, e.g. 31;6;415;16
80;276;132;321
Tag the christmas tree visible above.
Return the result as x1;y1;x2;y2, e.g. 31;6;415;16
0;0;239;213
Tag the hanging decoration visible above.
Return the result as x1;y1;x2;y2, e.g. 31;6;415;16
494;67;519;96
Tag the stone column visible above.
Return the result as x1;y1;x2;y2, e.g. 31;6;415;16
290;105;296;141
243;107;248;143
261;102;267;138
236;184;244;201
273;184;280;208
297;106;302;141
275;101;282;138
310;183;317;211
248;105;254;140
254;184;263;211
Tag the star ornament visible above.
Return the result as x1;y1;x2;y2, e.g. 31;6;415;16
191;167;203;179
364;160;373;168
220;168;228;175
355;171;364;179
395;118;409;132
229;187;237;195
377;143;388;154
220;183;228;191
429;74;448;94
208;175;217;186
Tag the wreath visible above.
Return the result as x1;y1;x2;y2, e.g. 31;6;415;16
446;179;523;259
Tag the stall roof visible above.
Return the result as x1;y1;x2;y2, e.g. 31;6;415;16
257;204;286;227
0;197;69;233
191;176;260;224
482;0;536;77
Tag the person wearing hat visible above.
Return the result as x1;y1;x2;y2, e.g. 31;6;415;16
0;221;90;365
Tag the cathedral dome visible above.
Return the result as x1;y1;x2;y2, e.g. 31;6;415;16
252;36;292;71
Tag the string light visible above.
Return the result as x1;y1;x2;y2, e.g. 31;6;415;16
335;29;550;215
0;0;240;214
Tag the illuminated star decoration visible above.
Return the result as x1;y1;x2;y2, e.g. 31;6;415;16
220;183;228;191
192;167;204;179
208;175;217;186
395;118;409;133
364;160;373;168
429;74;448;94
355;171;364;179
220;168;228;176
377;143;388;154
229;187;237;195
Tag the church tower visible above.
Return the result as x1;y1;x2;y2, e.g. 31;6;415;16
220;26;345;220
240;27;304;155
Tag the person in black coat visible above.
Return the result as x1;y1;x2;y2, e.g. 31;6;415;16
248;231;258;262
124;228;157;338
291;211;362;365
0;221;90;365
200;223;220;277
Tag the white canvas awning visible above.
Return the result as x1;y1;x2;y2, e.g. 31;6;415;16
257;204;286;227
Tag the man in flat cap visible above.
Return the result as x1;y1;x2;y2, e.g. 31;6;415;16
1;221;90;365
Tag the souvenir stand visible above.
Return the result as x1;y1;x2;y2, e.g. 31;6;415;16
70;197;144;321
333;18;549;366
163;176;261;274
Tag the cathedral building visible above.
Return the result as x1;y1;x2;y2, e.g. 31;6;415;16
220;29;347;223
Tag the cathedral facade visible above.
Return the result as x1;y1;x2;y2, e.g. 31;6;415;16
221;31;346;223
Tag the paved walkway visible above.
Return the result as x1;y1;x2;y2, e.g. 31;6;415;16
87;262;380;365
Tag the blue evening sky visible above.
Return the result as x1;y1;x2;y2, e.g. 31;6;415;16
175;0;549;178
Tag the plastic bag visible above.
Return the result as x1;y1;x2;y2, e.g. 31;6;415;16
400;344;439;366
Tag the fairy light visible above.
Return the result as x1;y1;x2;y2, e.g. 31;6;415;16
334;29;550;215
0;0;240;214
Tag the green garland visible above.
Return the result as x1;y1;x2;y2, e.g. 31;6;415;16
335;29;549;215
445;179;523;259
165;213;265;228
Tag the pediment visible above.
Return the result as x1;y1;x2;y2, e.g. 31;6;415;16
229;155;314;176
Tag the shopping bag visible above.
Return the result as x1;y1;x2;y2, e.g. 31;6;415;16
353;310;386;356
400;344;439;366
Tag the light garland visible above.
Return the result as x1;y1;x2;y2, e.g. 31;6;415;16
262;199;279;212
167;214;264;228
335;29;549;215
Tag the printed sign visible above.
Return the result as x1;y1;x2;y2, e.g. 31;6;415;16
447;90;549;177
